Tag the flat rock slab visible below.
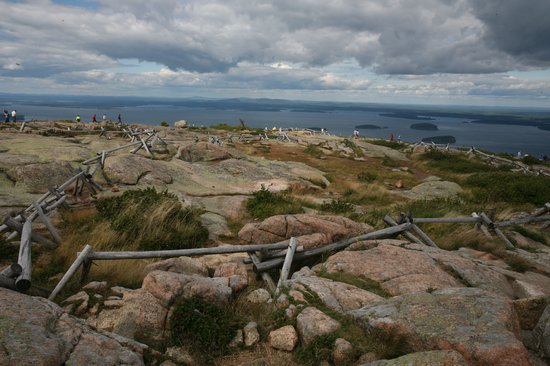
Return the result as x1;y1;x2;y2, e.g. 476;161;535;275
350;287;531;366
322;243;463;296
397;180;462;200
290;267;384;313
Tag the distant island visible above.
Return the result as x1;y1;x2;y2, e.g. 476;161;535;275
355;124;385;129
411;122;438;131
380;112;435;121
421;135;456;144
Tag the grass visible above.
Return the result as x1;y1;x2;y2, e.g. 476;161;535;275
420;150;504;174
304;144;324;158
319;199;354;214
39;187;209;294
316;267;391;298
292;287;410;365
510;225;548;245
357;171;378;183
465;172;550;205
246;186;303;220
95;187;209;251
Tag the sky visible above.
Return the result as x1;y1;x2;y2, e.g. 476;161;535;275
1;0;550;107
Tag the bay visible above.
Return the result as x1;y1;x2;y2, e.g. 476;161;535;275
2;97;549;158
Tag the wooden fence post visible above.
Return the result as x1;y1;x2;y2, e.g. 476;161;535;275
49;244;94;301
16;220;33;291
248;253;276;293
275;237;298;294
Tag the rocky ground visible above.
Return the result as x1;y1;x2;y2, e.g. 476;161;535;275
0;121;549;365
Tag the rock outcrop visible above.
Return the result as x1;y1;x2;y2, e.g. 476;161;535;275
350;287;531;365
0;287;149;366
239;214;373;247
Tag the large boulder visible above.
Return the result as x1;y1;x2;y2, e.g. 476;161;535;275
141;270;232;307
397;177;462;200
350;287;531;366
176;142;232;162
0;288;148;366
174;120;187;128
239;214;373;246
88;289;168;350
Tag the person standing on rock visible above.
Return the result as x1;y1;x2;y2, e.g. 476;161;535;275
117;114;122;124
353;129;359;138
11;110;16;123
92;114;97;123
76;115;81;123
3;110;9;123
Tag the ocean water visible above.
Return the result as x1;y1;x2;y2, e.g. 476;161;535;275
4;102;550;158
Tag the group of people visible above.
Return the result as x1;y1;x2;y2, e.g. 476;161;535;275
75;113;122;124
3;110;17;123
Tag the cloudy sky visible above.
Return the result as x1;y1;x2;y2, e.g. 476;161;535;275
1;0;550;107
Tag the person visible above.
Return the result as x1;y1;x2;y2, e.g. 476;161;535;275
390;133;394;141
397;135;401;142
3;110;8;123
353;129;359;138
92;114;97;123
76;115;81;123
102;114;107;122
118;114;122;124
11;110;16;123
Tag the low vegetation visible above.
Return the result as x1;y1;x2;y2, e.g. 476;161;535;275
465;172;550;205
170;296;244;362
246;186;303;220
420;150;503;173
95;187;208;251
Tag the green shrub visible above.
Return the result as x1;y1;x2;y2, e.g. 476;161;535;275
170;296;243;359
320;199;354;213
465;172;550;205
160;121;169;127
246;186;303;220
368;139;404;150
521;155;541;165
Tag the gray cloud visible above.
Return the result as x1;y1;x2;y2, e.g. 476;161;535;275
469;0;550;65
0;0;549;104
